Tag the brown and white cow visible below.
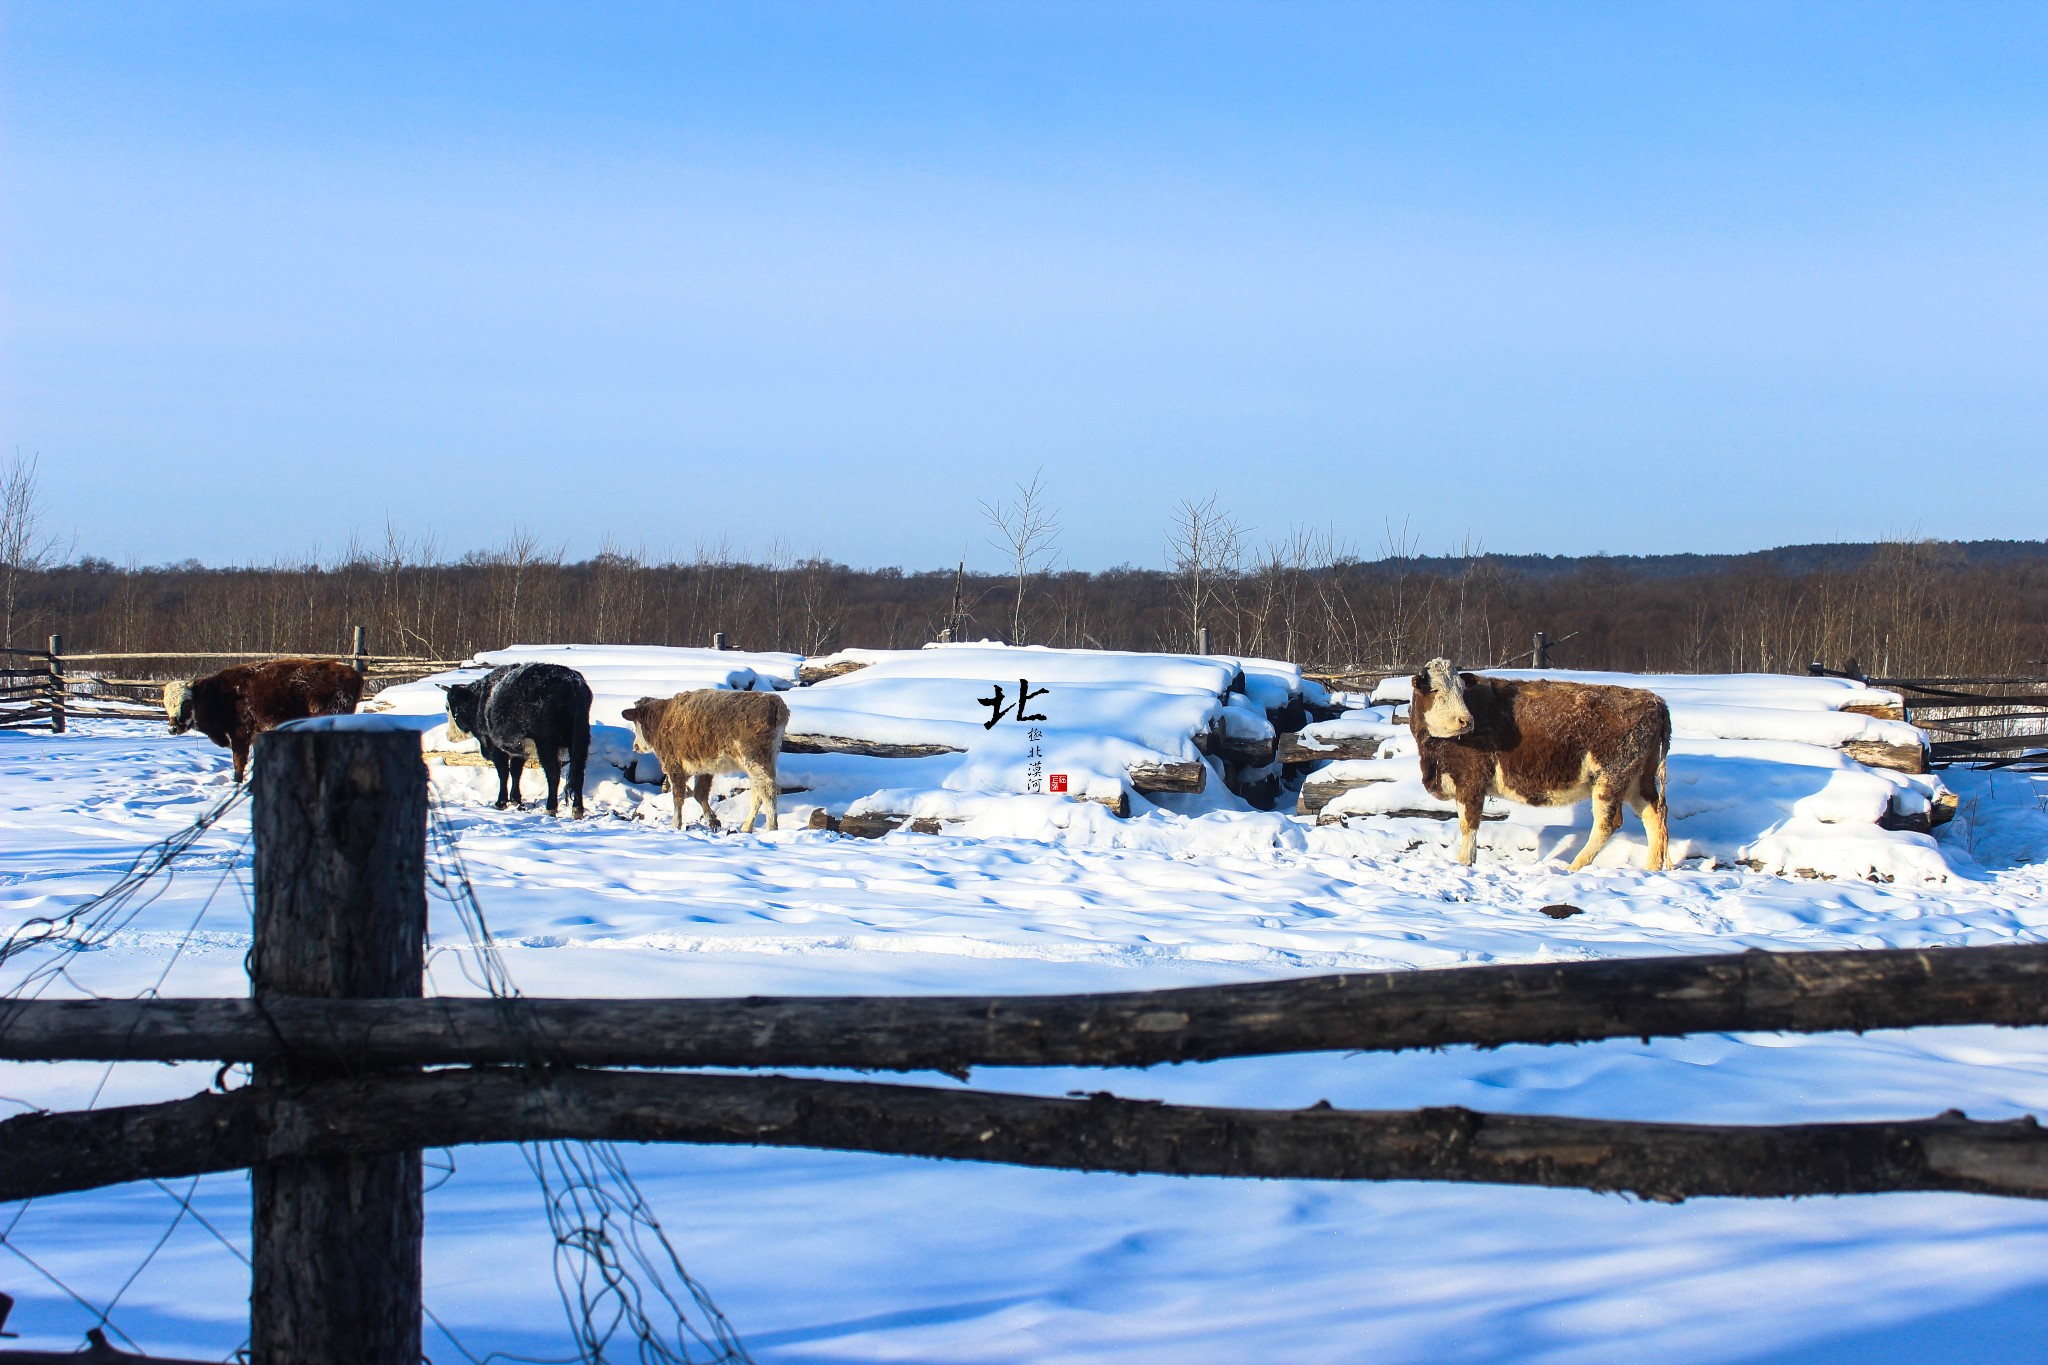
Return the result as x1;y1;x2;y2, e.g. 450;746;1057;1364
621;689;790;833
164;658;364;783
1407;659;1670;871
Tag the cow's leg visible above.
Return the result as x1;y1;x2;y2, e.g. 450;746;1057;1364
231;736;251;785
1630;760;1669;872
736;762;776;834
1569;780;1625;871
1455;793;1484;865
693;774;721;831
667;766;688;829
566;726;589;820
506;750;526;808
538;745;563;817
767;769;780;832
491;752;512;809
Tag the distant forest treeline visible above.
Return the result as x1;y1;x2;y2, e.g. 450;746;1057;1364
10;536;2048;679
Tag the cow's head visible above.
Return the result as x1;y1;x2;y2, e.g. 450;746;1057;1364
620;697;663;753
1409;657;1476;739
163;681;195;735
442;681;481;742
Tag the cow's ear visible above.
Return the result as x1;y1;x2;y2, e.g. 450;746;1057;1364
621;706;638;722
1410;671;1432;694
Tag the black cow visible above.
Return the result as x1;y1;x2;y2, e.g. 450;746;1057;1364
443;663;592;818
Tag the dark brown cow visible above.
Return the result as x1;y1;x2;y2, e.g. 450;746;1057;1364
1407;658;1670;871
163;658;364;783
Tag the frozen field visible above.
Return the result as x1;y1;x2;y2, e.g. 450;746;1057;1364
3;719;2048;1361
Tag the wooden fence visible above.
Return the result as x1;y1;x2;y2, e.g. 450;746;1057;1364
1810;663;2048;771
0;629;463;733
2;723;2047;1360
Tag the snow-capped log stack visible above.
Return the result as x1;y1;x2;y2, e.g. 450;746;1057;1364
778;644;1332;830
1290;669;1960;880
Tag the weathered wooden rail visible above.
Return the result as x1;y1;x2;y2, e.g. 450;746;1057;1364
3;722;2047;1361
7;942;2048;1072
0;628;461;732
1811;664;2048;770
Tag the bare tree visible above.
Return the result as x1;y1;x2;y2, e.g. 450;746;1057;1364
981;470;1062;645
1165;494;1243;652
0;453;69;647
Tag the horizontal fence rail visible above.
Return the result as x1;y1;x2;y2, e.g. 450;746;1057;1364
8;943;2048;1072
1811;663;2048;770
5;1069;2046;1206
0;629;461;732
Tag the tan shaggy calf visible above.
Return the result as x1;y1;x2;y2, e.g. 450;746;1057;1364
1408;659;1671;871
621;690;791;833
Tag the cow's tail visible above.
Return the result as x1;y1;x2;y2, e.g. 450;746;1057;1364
1645;700;1673;871
1652;700;1672;812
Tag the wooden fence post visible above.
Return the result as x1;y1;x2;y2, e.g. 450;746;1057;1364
1533;631;1549;669
712;630;728;651
352;624;369;676
46;635;63;735
250;724;427;1365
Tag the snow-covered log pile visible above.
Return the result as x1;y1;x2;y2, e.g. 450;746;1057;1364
1297;669;1957;880
776;644;1329;830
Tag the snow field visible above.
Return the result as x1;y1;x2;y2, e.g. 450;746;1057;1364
2;720;2047;1358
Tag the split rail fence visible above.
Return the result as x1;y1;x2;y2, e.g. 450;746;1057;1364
1809;663;2048;771
3;724;2048;1360
0;629;463;733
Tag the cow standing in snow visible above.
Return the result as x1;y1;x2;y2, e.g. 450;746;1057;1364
164;658;364;783
443;663;592;819
621;690;789;833
1407;658;1670;871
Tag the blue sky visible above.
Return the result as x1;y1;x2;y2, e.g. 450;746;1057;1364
4;2;2043;569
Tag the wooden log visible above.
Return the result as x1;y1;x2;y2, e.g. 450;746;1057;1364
1880;788;1962;835
3;1070;2045;1206
1840;701;1907;721
1296;772;1393;816
248;725;426;1365
1843;738;1929;774
836;811;907;838
1086;788;1133;818
1319;806;1505;826
797;659;872;685
782;733;963;759
1279;732;1385;764
1196;728;1277;767
1128;759;1206;793
13;942;2048;1074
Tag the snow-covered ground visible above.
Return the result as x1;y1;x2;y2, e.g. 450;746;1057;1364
3;719;2048;1361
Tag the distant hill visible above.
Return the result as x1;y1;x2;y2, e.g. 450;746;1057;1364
1377;540;2048;581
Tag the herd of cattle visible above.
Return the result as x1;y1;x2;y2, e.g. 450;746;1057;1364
159;654;1675;870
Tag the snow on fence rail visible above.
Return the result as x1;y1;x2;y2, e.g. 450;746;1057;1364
5;724;2048;1363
